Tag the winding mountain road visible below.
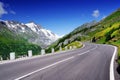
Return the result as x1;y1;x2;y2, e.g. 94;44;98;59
0;43;116;80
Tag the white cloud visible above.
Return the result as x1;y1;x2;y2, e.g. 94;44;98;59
10;10;16;14
102;16;106;19
92;9;100;18
0;2;7;17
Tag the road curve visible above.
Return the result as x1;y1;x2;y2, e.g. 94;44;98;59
0;43;116;80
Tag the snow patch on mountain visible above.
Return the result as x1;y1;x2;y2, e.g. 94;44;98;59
25;22;42;33
0;20;59;48
26;22;59;41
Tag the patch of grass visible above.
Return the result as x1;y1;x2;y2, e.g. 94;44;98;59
54;41;82;52
96;37;106;44
111;30;120;38
66;41;82;48
118;60;120;64
60;41;83;51
0;27;41;60
95;22;120;40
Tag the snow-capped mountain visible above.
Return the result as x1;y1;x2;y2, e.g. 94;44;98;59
0;20;59;48
26;22;42;33
26;22;59;41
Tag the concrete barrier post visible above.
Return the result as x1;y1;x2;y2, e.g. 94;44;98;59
0;56;2;61
65;46;68;50
41;49;45;55
1;57;3;61
69;46;72;50
28;50;32;57
73;46;76;49
52;48;54;53
59;47;62;51
10;52;15;60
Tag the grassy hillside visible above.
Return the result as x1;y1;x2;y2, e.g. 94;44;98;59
46;35;82;53
65;41;82;49
93;21;120;64
61;41;82;51
47;9;120;65
84;10;120;65
0;24;41;60
80;9;120;65
94;22;120;43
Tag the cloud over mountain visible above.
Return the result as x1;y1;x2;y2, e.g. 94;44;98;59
92;9;100;18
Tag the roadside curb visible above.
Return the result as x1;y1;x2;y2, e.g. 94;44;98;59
0;43;84;65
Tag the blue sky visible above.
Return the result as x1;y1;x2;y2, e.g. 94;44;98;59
0;0;120;36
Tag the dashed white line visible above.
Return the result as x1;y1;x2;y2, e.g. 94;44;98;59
78;45;97;56
14;56;74;80
78;50;90;56
15;45;97;80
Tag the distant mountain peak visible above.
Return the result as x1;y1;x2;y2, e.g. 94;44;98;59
26;22;37;26
25;22;42;32
26;22;38;26
0;20;59;48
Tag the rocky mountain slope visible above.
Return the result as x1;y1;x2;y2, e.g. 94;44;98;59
46;20;98;52
0;20;59;60
0;22;41;60
0;20;59;48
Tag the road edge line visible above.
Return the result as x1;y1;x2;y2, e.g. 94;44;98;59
110;46;117;80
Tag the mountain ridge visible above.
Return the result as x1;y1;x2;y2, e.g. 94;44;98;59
0;22;41;60
0;20;59;48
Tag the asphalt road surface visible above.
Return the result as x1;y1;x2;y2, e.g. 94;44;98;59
0;43;115;80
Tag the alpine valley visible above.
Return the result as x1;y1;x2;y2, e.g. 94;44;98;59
0;20;59;59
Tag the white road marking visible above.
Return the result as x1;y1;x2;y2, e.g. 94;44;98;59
78;50;90;56
14;56;74;80
15;44;94;80
78;45;97;56
13;43;117;80
98;44;117;80
110;46;117;80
